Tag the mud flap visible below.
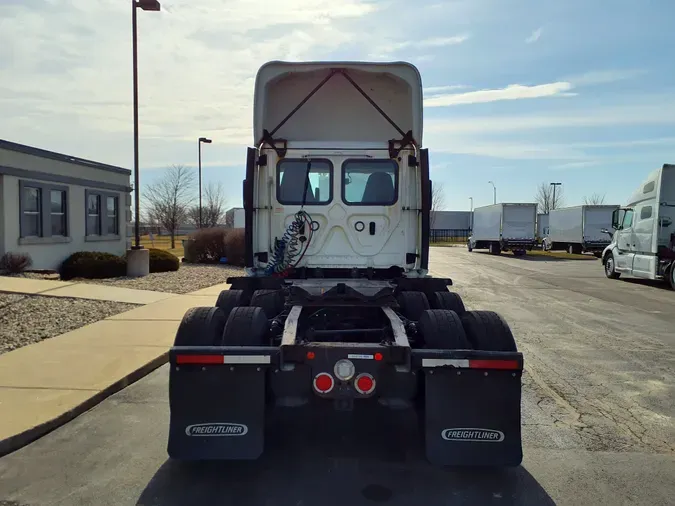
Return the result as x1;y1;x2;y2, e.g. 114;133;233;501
424;368;522;467
168;365;266;460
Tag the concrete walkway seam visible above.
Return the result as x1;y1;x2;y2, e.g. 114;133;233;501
0;352;169;458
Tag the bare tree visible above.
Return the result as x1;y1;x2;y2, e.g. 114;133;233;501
431;182;446;229
188;182;228;229
143;165;195;249
583;193;606;205
534;182;565;214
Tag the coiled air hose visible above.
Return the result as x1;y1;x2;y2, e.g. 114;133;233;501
265;210;313;276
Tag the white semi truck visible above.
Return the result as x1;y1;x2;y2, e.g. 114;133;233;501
166;61;524;467
468;203;537;256
543;205;619;257
602;164;675;289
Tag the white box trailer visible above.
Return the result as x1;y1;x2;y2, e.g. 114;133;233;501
536;213;549;243
468;203;537;256
544;205;619;256
603;164;675;289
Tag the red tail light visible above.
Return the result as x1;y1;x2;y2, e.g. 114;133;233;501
354;373;376;395
313;373;335;394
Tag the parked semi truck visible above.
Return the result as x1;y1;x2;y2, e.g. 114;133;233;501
468;203;537;256
166;61;524;467
603;164;675;289
543;205;619;257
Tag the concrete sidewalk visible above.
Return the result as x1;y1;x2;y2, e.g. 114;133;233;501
0;276;174;304
0;283;229;456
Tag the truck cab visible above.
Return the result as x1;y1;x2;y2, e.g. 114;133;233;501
602;164;675;289
245;61;428;280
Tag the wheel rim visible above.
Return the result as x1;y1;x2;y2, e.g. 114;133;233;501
606;257;613;275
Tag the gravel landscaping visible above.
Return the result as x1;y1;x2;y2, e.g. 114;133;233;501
0;294;139;355
4;264;245;294
72;264;244;294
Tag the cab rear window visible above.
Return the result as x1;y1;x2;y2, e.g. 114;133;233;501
276;159;332;205
342;159;398;206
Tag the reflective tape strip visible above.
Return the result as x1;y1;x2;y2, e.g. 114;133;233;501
176;355;271;365
422;358;520;370
422;359;470;368
222;355;271;364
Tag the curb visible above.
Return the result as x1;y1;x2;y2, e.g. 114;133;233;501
0;351;169;458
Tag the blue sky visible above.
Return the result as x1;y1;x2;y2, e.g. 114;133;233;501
1;0;674;211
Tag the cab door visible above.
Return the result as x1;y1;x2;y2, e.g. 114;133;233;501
615;209;636;272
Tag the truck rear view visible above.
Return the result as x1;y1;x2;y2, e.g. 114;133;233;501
469;203;537;256
166;61;524;467
544;205;618;256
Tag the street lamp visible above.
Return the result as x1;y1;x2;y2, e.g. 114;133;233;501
131;0;161;250
550;182;562;211
488;181;496;205
198;137;213;228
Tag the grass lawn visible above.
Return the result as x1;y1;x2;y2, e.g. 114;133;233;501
141;235;187;257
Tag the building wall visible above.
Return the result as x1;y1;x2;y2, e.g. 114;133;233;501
431;211;472;230
0;144;131;271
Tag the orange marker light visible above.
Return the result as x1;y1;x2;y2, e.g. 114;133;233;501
306;351;315;360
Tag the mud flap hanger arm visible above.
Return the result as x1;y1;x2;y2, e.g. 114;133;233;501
256;68;417;160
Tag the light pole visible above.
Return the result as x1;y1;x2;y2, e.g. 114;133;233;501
198;137;212;228
131;0;160;249
469;196;473;231
488;181;496;204
550;182;562;211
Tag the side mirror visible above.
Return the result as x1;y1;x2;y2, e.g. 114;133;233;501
611;209;621;230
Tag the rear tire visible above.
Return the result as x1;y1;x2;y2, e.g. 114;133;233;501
668;263;675;290
489;242;501;255
222;306;269;346
418;309;470;349
174;307;227;346
604;253;620;279
467;241;473;252
460;310;517;352
249;289;284;319
431;291;466;315
396;291;430;321
215;289;247;321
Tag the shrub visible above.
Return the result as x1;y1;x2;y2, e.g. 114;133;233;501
224;228;245;267
0;252;33;274
149;248;179;273
60;251;126;280
187;227;229;263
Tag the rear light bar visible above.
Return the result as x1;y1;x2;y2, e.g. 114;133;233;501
421;358;520;370
175;354;271;365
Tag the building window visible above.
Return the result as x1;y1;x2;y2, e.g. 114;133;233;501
87;193;101;235
23;186;42;237
86;190;120;236
640;206;653;220
106;196;118;235
50;190;67;236
19;180;69;239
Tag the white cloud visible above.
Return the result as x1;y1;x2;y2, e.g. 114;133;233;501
525;27;543;44
424;82;573;107
424;85;469;95
372;34;469;58
565;69;646;86
0;0;379;169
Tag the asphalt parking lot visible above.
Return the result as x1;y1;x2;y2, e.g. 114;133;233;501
0;246;673;506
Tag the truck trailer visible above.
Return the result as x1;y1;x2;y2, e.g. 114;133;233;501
603;164;675;289
468;203;537;256
166;61;523;467
543;205;619;257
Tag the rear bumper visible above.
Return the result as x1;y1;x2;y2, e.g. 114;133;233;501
168;346;523;466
